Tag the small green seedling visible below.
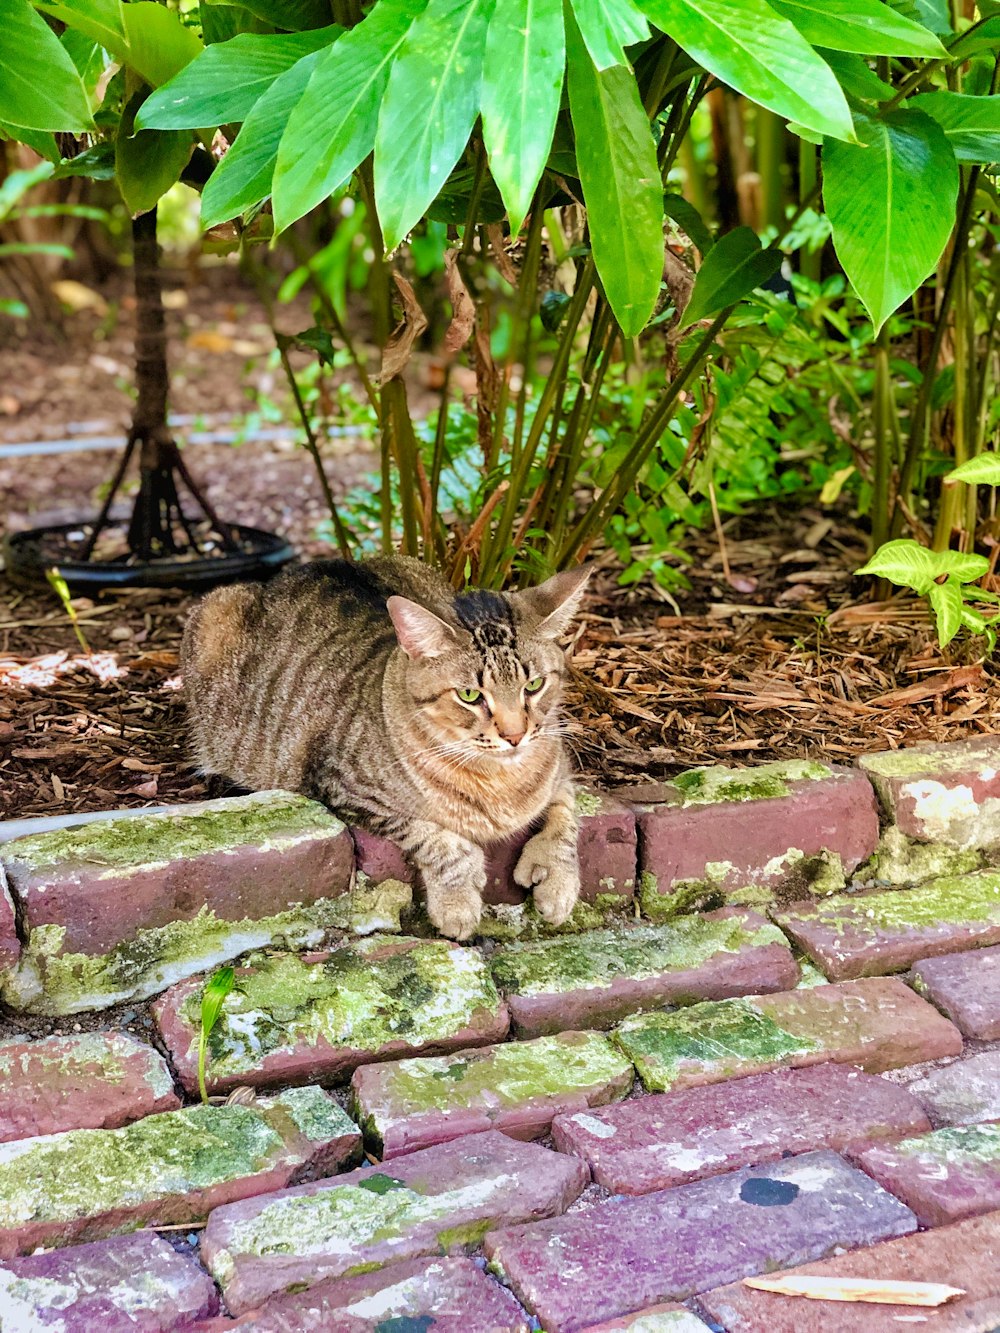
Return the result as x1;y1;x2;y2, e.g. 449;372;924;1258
198;965;235;1104
858;452;1000;650
45;566;90;653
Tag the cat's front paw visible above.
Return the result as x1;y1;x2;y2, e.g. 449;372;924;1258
425;886;483;941
532;862;580;927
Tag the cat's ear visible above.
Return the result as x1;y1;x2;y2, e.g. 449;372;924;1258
387;596;462;659
511;566;591;639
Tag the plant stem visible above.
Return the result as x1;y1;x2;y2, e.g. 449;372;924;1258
872;325;892;551
557;309;731;565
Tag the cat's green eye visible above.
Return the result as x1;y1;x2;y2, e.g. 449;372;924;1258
525;676;545;694
457;687;482;704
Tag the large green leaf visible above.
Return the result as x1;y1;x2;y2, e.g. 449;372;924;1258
374;0;495;251
0;120;60;161
0;0;93;131
272;0;423;234
138;27;337;130
569;0;649;70
768;0;945;56
566;10;662;336
116;98;193;214
121;4;203;86
912;92;1000;164
819;49;895;103
35;0;126;54
205;0;330;29
201;48;322;228
40;0;201;86
481;0;565;236
823;108;957;333
639;0;854;142
681;226;781;327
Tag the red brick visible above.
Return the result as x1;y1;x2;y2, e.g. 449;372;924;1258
350;1030;634;1158
154;937;508;1095
699;1211;1000;1330
0;865;18;973
0;1030;179;1143
0;1086;360;1258
579;1306;710;1332
350;827;414;886
491;912;799;1038
200;1130;589;1315
860;737;1000;847
0;792;354;1013
615;978;962;1094
633;761;878;906
551;1064;930;1195
195;1258;530;1331
913;944;1000;1040
852;1123;1000;1226
908;1051;1000;1127
1;1232;219;1328
774;872;1000;980
484;1150;916;1333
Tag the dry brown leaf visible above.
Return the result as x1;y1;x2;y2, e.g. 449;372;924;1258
742;1276;966;1307
487;223;518;284
380;272;428;382
129;650;180;671
443;250;476;355
870;665;983;708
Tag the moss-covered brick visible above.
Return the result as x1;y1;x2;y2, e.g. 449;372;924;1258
154;936;509;1095
635;764;878;911
859;737;1000;850
0;1030;179;1142
1;895;352;1016
866;826;984;887
774;870;1000;980
853;1123;1000;1227
670;759;832;807
199;1130;589;1316
351;1031;634;1158
0;791;355;1016
0;1086;361;1258
613;976;960;1093
0;791;337;872
490;912;798;1037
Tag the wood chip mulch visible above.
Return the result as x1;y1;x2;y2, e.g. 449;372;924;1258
2;503;997;822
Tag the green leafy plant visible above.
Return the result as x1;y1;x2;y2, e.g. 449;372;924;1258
857;446;1000;648
198;965;235;1104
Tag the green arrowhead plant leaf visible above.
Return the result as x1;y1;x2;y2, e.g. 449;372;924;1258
681;226;781;327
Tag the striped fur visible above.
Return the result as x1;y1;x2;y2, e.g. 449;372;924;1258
181;555;589;938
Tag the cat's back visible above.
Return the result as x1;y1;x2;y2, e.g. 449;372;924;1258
182;556;452;788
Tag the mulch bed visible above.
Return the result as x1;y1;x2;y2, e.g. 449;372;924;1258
3;493;996;822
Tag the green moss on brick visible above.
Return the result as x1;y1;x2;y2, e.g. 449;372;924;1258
0;1094;324;1232
890;1123;1000;1164
867;827;984;887
779;871;1000;937
175;938;502;1084
614;998;817;1091
0;791;340;873
671;759;830;808
2;896;351;1016
490;916;789;999
860;747;997;779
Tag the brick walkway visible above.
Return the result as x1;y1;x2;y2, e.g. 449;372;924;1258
1;738;999;1329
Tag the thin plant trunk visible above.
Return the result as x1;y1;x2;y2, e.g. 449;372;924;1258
81;205;235;561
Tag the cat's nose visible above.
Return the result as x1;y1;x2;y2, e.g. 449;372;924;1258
501;728;526;747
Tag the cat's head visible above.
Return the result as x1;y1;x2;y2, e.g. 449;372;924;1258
386;567;590;761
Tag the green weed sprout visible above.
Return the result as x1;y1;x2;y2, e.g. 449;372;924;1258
198;965;235;1103
45;567;90;654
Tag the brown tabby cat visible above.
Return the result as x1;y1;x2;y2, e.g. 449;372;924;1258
181;555;589;939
